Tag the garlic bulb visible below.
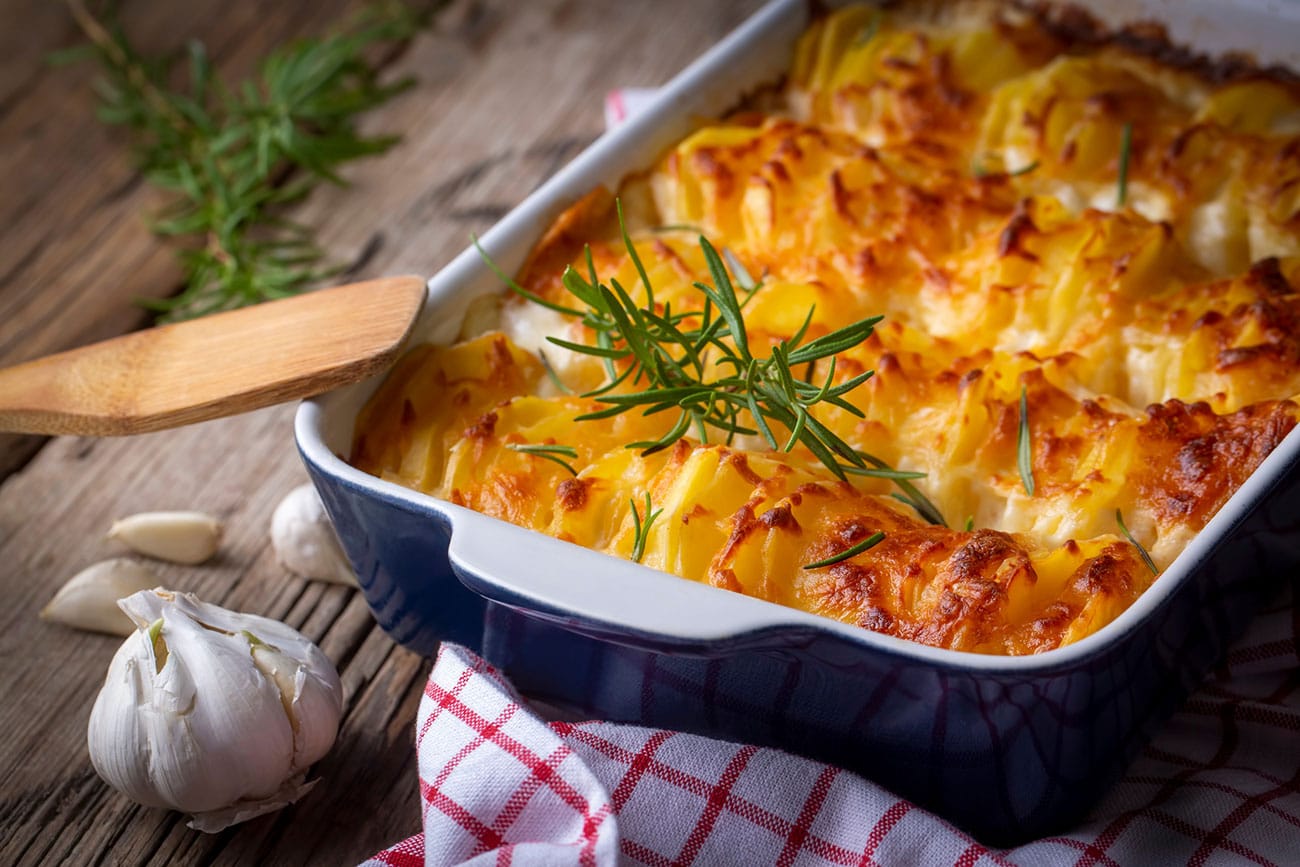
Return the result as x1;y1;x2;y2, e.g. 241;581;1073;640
40;558;159;636
107;511;222;565
88;589;343;832
270;484;357;586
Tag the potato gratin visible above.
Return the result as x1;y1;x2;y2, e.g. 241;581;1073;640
353;3;1300;654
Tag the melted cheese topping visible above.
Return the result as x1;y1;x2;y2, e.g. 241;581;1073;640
353;3;1300;654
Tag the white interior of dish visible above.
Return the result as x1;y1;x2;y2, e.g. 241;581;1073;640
298;0;1300;671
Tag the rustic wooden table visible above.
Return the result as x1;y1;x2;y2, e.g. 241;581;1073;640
0;1;761;862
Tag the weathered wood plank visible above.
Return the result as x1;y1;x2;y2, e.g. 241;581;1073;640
0;0;763;863
0;0;378;477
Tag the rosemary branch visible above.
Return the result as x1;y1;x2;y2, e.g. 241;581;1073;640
475;201;948;526
62;0;427;321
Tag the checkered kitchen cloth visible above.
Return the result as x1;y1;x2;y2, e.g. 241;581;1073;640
359;579;1298;867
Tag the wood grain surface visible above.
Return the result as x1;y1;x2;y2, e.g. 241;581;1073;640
0;0;762;863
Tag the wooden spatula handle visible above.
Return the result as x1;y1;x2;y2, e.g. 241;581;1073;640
0;275;426;437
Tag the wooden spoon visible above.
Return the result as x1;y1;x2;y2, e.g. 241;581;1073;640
0;275;426;436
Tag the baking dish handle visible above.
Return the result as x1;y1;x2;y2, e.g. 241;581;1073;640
447;516;817;656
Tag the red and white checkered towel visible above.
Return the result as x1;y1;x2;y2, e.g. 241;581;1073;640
359;580;1298;867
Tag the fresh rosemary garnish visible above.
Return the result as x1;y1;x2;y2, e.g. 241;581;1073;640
803;530;885;570
1115;509;1158;575
62;0;425;321
505;443;578;476
476;200;947;526
1018;384;1035;496
629;492;663;563
1116;122;1133;207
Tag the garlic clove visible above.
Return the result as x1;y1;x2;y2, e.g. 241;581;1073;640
249;639;341;769
270;484;357;586
88;629;159;807
89;589;343;830
107;511;222;565
157;607;296;810
40;559;159;635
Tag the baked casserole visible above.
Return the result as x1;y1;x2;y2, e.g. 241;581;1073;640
351;2;1300;655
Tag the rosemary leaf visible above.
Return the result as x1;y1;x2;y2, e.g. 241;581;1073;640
1018;384;1035;496
617;199;655;309
651;223;704;234
537;350;572;394
840;466;927;481
852;7;882;48
1117;122;1133;207
506;443;579;476
803;530;885;570
698;238;751;362
630;492;663;563
1115;509;1158;575
722;247;759;294
972;157;1039;179
546;335;629;359
477;236;584;317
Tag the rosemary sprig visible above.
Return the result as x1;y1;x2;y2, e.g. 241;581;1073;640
506;443;578;476
1115;509;1158;575
562;234;882;462
477;201;947;526
629;493;663;563
1116;122;1133;207
803;530;885;570
63;0;426;321
1018;384;1035;496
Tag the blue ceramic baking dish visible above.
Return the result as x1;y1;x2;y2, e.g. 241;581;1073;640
297;0;1300;844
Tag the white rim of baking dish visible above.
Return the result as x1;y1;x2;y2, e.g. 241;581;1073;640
298;0;1300;672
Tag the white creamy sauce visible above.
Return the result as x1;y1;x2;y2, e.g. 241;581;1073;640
1185;197;1235;275
500;300;589;395
1086;182;1170;224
